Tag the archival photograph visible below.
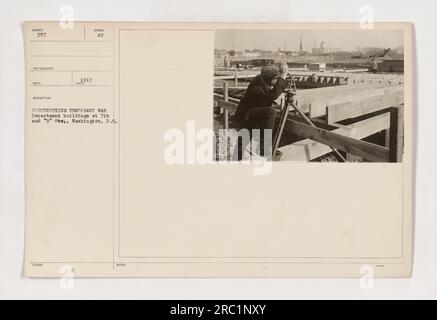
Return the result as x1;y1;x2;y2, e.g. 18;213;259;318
213;29;405;162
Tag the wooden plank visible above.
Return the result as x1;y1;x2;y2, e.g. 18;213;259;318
313;86;403;118
218;100;238;113
296;83;396;101
297;85;402;116
397;104;404;161
278;139;335;161
346;112;390;139
278;113;391;162
326;87;403;123
385;129;390;148
286;120;389;162
309;87;391;117
213;94;239;104
342;112;390;162
221;82;229;127
389;107;399;162
223;109;229;130
214;85;248;89
214;73;258;80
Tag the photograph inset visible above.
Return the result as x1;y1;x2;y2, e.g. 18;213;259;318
213;29;405;162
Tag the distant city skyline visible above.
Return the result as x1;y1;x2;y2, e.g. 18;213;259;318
215;29;404;52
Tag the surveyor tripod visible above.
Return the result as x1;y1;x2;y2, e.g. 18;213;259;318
272;79;347;162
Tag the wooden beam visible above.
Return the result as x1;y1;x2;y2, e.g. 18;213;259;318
326;87;403;123
223;109;229;129
342;112;390;162
214;85;248;89
223;82;228;101
221;82;229;126
397;104;404;161
278;113;391;162
218;100;238;113
346;112;390;139
213;94;239;104
296;85;403;117
389;107;400;162
296;83;396;101
286;119;389;162
214;73;258;80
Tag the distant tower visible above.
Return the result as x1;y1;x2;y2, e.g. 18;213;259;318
299;35;303;53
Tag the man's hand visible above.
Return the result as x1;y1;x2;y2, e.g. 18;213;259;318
280;61;289;79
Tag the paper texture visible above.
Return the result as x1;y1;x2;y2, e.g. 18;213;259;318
24;22;413;277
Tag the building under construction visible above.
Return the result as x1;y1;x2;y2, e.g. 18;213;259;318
213;69;404;163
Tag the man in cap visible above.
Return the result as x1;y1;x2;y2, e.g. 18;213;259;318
231;61;289;160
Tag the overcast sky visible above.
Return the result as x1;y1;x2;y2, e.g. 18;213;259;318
215;29;404;52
